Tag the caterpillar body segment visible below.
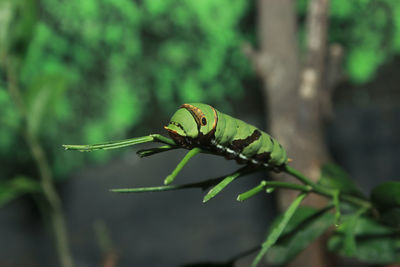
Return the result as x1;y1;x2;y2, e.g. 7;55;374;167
164;103;288;169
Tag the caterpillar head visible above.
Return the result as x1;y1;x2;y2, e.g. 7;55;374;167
164;103;218;147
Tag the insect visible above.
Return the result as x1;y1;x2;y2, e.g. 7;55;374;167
63;103;289;202
164;103;288;168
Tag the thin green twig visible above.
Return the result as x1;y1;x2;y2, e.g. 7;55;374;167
136;145;179;158
284;165;372;209
63;134;175;152
283;165;318;187
111;175;234;193
237;181;312;201
4;54;74;267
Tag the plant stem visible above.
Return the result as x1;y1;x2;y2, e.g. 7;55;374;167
136;145;179;158
340;194;371;209
237;181;312;201
266;181;313;192
283;165;318;187
284;165;372;209
4;55;74;267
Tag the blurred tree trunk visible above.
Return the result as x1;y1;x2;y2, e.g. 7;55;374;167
245;0;342;266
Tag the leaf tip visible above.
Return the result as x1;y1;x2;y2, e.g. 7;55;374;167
266;187;275;193
203;194;211;203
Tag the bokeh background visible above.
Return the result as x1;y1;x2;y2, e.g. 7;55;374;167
0;0;399;266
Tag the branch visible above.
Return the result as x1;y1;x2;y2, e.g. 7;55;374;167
112;165;261;194
285;165;371;209
3;55;74;267
111;175;233;193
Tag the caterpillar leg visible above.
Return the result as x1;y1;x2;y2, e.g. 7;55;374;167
164;147;202;185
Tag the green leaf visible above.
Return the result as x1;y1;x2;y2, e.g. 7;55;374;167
371;181;400;210
371;181;400;228
265;206;335;266
203;173;240;203
318;163;364;197
203;166;257;203
342;207;369;256
136;145;179;158
328;216;400;264
332;190;341;226
164;147;202;185
237;181;267;202
63;134;175;151
0;176;41;207
252;193;307;267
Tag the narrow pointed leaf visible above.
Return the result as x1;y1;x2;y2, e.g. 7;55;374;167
265;205;335;266
343;207;368;256
63;134;175;151
136;145;179;158
333;190;341;226
252;192;307;267
203;171;242;203
164;147;202;185
237;181;267;201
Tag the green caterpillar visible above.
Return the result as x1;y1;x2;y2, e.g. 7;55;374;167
164;103;288;168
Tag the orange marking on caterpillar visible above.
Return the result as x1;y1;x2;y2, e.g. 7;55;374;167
181;104;207;126
164;125;178;135
210;106;218;131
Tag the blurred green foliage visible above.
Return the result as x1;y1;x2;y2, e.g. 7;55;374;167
329;215;400;263
0;0;252;179
1;0;400;182
330;0;400;83
299;0;400;83
0;176;40;206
